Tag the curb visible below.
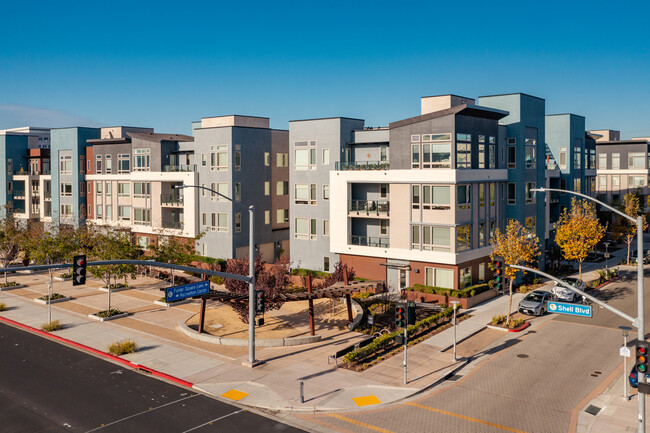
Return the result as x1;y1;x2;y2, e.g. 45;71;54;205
486;321;530;333
176;321;322;347
0;315;193;388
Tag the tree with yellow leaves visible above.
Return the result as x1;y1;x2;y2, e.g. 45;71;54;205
555;198;605;280
490;219;540;326
619;193;648;265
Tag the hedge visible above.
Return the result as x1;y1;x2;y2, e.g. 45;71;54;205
290;268;330;278
407;282;491;298
343;307;455;363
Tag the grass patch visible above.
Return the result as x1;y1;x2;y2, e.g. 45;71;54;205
290;268;330;278
41;320;62;332
0;302;6;311
96;308;125;318
108;339;138;356
38;293;66;301
0;281;19;288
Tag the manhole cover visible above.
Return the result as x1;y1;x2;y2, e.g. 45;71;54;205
585;405;601;416
516;354;529;359
447;374;462;381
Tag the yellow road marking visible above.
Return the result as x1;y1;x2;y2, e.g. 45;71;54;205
352;395;381;407
406;402;528;433
221;389;249;401
327;414;394;433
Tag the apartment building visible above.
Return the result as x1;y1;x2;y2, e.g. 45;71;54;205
289;117;366;272
329;95;509;292
191;115;290;262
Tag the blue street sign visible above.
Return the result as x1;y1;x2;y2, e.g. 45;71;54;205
165;280;210;302
548;301;592;318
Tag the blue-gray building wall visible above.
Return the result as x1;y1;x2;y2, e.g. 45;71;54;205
0;135;29;217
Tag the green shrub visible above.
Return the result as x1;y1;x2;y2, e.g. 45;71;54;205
508;318;525;329
38;293;66;301
210;276;224;285
533;278;541;285
108;339;138;355
290;268;330;278
0;281;19;288
96;309;125;318
41;320;62;332
0;302;6;311
491;314;505;325
353;292;372;300
60;272;72;279
409;283;490;298
107;283;127;290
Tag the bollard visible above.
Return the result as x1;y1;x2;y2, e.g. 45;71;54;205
299;381;304;404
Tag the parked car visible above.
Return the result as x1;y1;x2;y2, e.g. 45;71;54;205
518;290;553;316
553;277;585;303
631;249;649;264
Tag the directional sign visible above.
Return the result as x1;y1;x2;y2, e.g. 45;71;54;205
165;280;210;303
620;346;632;357
548;301;592;318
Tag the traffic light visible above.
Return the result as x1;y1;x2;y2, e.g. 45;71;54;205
492;255;505;292
255;290;265;314
72;255;86;286
407;301;416;326
637;341;649;375
395;303;406;328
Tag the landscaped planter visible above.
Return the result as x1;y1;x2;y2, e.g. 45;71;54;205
54;276;71;282
98;286;128;293
0;283;25;290
486;321;530;333
154;298;191;307
88;311;129;322
402;288;499;308
34;295;71;305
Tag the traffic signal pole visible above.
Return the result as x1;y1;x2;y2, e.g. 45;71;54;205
403;327;407;385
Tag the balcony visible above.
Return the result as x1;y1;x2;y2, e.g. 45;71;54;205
349;235;390;248
335;161;389;171
162;220;184;230
348;200;389;217
44;191;51;200
163;164;196;172
161;194;183;206
13;191;26;200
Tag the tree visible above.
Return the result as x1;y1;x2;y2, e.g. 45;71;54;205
554;198;605;280
224;256;287;323
619;193;648;265
324;261;356;287
149;231;201;286
490;219;540;326
0;210;24;285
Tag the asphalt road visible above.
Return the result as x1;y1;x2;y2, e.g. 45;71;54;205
0;321;304;433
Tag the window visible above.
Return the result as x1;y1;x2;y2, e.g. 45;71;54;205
118;154;130;173
137;236;151;250
457;225;471;251
479;184;485;207
105;154;112;174
411;135;420;142
457;185;471;210
202;213;206;226
574;178;581;192
234;183;241;202
629;176;646;188
380;183;387;198
599;153;607;170
60;183;72;197
412;185;420;208
294;183;316;204
412;225;420;249
478;144;486;169
489;143;496;168
217;213;228;232
96;181;102;195
525;128;537;168
60;155;72;174
201;184;206;197
80;182;85;196
323;220;329;236
589;149;596;169
276;153;289;167
424;267;453;289
323;184;330;200
380;146;387;162
380;220;388;235
133;208;151;225
629;153;645;169
598;175;607;190
80;155;85;174
132;148;150;171
459;267;472;289
235;151;241;171
118;206;130;220
118;182;130;197
612;153;620;170
418;135;451;169
508;183;516;205
525;183;536;204
559;147;567;169
324;257;330;272
295;218;317;240
264;210;270;225
507;146;516;168
574;141;581;169
276;181;289;196
87;159;91;173
215;183;228;201
456;133;471;169
105;182;112;197
202;153;207;167
489;221;496;243
323;149;330;165
264;181;270;196
133;182;150;198
489;183;495;206
211;212;216;230
264;152;270;166
478;135;485;143
277;209;289;223
479;263;486;283
95;205;103;219
217;146;228;170
411;144;420;168
60;204;72;217
294;146;315;170
612;175;620;189
235;213;241;232
419;226;451;251
420;185;450;209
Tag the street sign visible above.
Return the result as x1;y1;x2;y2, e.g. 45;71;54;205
165;280;210;302
547;301;592;318
621;346;632;357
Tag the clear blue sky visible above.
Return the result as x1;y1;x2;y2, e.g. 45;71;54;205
1;0;649;138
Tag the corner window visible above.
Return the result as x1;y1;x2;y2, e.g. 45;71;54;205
457;185;471;210
456;225;471;251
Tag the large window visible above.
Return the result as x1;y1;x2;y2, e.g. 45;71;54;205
457;185;471;210
60;155;72;174
60;183;72;197
294;142;316;170
598;175;607;190
118;206;130;221
629;176;646;188
133;208;151;225
456;133;471;169
573;140;581;169
132;148;150;171
118;154;130;173
612;153;620;170
416;226;451;251
276;181;289;196
277;209;288;223
295;183;316;205
599;153;607;170
295;218;316;240
415;185;450;209
60;204;72;217
507;183;516;205
424;267;453;289
459;267;472;289
217;213;228;232
133;182;150;198
507;146;516;169
629;153;646;169
118;182;130;197
457;225;471;251
525;128;537;169
612;175;620;189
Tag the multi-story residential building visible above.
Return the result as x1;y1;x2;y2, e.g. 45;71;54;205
330;95;509;292
289;117;366;272
50;127;101;227
191;115;290;262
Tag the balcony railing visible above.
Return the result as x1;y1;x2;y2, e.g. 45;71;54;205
13;192;26;199
348;200;389;216
44;192;52;200
163;164;196;172
349;235;390;248
335;161;390;171
162;221;184;230
161;194;183;206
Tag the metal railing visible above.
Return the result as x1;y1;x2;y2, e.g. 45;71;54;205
335;161;390;171
13;192;26;199
44;192;52;199
162;221;184;230
348;200;389;215
163;164;196;172
161;194;183;205
349;235;390;248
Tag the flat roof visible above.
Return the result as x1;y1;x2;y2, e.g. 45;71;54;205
546;113;585;119
478;92;546;101
289;116;365;123
389;104;508;129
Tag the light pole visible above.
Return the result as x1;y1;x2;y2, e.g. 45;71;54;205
621;325;633;401
533;187;645;431
451;300;460;361
604;242;610;272
175;184;258;366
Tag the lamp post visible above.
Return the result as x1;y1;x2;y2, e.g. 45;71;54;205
175;184;258;366
533;187;645;431
450;300;460;361
604;242;610;272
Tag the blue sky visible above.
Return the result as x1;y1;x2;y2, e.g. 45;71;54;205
1;0;649;138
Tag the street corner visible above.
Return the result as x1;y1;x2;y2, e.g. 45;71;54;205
194;381;290;410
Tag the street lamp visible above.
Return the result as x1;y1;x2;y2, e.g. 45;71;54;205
175;184;258;366
533;187;645;430
450;300;460;361
620;325;633;401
